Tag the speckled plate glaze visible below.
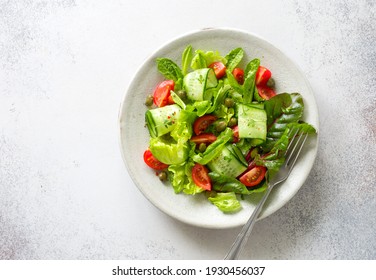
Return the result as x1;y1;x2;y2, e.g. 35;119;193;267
119;28;319;229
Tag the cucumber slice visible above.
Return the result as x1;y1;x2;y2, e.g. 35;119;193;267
183;68;218;101
237;103;267;141
145;104;181;137
207;145;247;178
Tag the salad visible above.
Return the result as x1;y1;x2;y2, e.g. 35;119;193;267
143;45;316;213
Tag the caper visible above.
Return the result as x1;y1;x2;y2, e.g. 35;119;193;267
266;78;275;88
145;94;154;106
215;120;227;132
177;90;187;100
198;143;207;153
228;117;237;127
158;171;167;181
224;97;235;108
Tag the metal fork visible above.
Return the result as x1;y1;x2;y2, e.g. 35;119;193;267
224;128;309;260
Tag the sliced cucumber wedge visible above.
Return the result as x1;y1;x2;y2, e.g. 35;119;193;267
207;144;247;178
237;103;267;141
183;68;218;101
145;104;181;138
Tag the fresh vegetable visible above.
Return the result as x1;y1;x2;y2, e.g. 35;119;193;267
145;104;181;138
239;166;267;188
255;66;272;86
256;84;276;100
143;45;316;213
193;115;217;135
232;68;245;85
143;149;169;170
153;80;175;107
192;163;211;191
208;192;241;213
209;61;227;79
190;133;217;145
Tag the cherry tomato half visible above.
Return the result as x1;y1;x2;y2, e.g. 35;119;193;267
255;66;272;86
193;115;217;135
231;125;239;143
153;80;175;107
192;163;212;191
232;68;244;85
239;166;267;188
143;149;169;170
209;61;226;79
256;85;276;100
190;133;217;145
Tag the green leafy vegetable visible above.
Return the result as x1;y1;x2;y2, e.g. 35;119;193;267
243;58;260;104
156;58;184;81
208;192;242;213
149;136;190;165
225;47;244;72
191;51;207;70
262;93;306;151
225;70;244;94
181;45;193;75
168;161;204;195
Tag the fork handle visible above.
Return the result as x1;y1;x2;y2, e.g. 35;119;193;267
224;185;274;260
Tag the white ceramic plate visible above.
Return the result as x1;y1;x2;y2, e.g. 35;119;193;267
119;28;319;229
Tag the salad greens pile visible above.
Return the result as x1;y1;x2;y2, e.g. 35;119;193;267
143;45;316;213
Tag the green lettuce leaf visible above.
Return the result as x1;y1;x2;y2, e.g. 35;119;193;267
225;47;244;72
192;100;211;117
191;49;227;70
168;161;204;195
181;45;192;75
149;136;189;165
243;58;260;104
225;70;244;94
208;192;242;213
156;58;184;82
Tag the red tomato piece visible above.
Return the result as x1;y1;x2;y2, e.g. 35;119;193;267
256;85;276;100
192;163;212;191
208;61;226;79
167;94;175;105
143;149;169;170
153;80;175;107
232;68;244;85
231;125;239;143
193;115;217;135
255;66;272;86
239;166;267;188
190;133;217;145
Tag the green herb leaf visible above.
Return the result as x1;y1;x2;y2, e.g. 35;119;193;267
156;58;184;81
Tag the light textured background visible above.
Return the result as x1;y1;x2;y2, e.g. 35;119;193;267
0;0;375;260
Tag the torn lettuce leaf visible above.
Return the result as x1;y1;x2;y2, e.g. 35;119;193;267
208;192;242;213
